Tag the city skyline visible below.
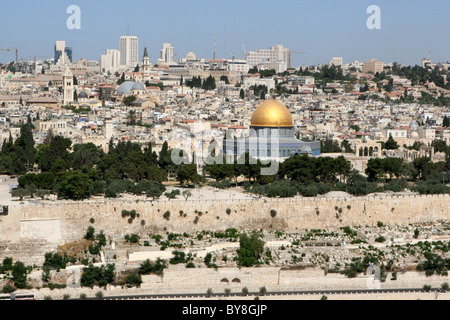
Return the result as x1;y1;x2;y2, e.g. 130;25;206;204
1;0;449;67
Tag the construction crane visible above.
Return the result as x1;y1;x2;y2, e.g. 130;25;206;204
0;48;11;52
11;48;19;62
288;50;306;68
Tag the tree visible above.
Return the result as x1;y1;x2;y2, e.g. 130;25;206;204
176;163;204;186
158;141;173;171
384;135;399;150
56;172;92;200
71;143;101;170
344;83;354;93
125;272;142;286
144;144;158;166
145;182;166;200
202;75;216;91
11;188;30;200
40;135;72;172
80;264;115;288
443;116;450;128
139;258;167;276
237;232;264;267
123;95;137;107
122;151;148;182
220;75;229;84
12;261;28;289
182;190;192;200
240;89;245;99
117;73;125;85
204;156;234;182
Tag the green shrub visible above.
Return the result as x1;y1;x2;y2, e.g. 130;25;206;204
163;211;170;220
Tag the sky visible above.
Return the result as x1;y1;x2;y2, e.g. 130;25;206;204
1;0;449;67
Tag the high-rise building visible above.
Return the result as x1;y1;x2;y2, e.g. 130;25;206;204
158;42;175;66
363;59;384;74
54;41;73;65
100;49;121;72
119;36;139;68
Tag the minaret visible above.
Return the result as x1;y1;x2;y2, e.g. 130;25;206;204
63;67;74;106
142;47;150;79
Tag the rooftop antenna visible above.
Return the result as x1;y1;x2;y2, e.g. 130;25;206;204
213;34;216;60
224;26;226;59
127;21;130;36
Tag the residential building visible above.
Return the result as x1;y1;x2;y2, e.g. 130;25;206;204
363;59;384;74
100;49;121;73
244;44;290;68
158;42;175;66
329;57;343;67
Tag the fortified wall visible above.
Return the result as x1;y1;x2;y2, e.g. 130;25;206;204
0;194;449;264
1;194;449;242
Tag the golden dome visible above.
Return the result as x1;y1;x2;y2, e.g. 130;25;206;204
250;99;293;127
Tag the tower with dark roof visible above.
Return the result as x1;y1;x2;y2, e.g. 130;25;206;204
142;47;151;79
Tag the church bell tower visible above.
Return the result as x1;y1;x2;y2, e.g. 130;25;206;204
63;67;74;106
142;47;150;79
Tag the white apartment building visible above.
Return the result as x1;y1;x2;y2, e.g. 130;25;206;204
329;57;343;67
289;76;315;85
418;127;436;140
120;36;139;68
38;120;68;137
383;128;408;139
243;77;275;92
100;49;121;73
436;128;450;142
158;42;175;66
244;44;290;68
227;59;249;73
258;61;287;74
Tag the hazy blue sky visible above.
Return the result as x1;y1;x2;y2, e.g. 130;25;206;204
1;0;449;67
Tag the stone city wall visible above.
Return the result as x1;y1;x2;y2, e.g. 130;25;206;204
0;194;449;264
